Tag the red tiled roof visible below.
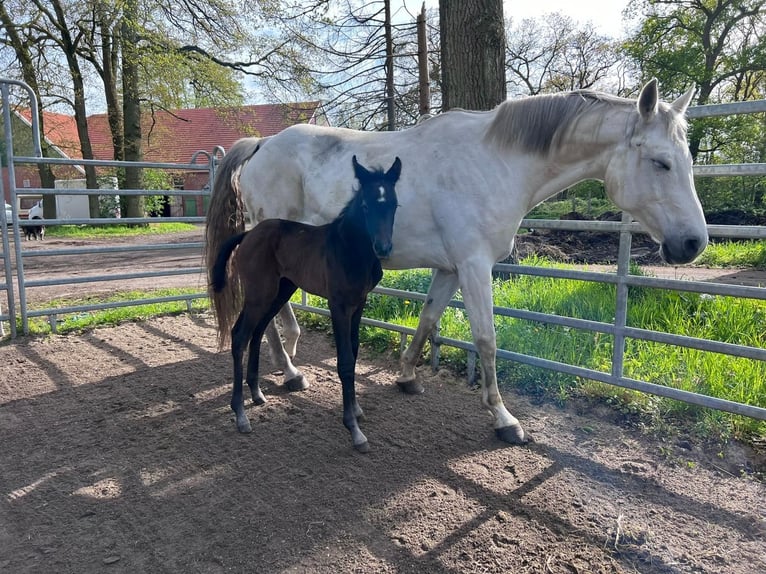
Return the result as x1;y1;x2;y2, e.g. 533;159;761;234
19;102;323;164
86;103;323;163
17;109;82;158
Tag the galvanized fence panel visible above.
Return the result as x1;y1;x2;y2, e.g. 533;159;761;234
1;78;764;422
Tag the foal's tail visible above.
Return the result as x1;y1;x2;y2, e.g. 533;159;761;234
209;232;248;348
205;137;262;349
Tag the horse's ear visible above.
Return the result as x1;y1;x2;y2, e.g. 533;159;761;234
637;78;659;119
671;86;695;114
352;155;370;181
387;157;402;182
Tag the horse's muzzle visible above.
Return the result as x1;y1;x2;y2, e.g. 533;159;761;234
374;241;393;259
660;234;708;265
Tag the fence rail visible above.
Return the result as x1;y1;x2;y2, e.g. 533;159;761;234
1;78;764;422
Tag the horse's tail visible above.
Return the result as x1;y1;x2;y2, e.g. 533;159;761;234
209;231;248;348
205;137;263;349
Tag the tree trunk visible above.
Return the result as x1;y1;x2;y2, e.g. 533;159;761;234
439;0;506;111
0;2;56;216
121;0;145;221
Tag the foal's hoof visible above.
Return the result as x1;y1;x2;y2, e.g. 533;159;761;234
495;424;528;445
396;380;425;395
353;441;370;454
285;375;309;392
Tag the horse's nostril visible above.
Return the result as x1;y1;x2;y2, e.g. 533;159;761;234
684;237;701;256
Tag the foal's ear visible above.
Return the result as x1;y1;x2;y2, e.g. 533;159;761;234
387;157;402;182
352;154;370;181
637;78;659;119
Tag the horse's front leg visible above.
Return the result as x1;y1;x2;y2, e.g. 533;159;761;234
397;269;460;394
458;261;527;444
330;302;368;453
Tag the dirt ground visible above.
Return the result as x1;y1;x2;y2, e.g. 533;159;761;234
0;313;764;574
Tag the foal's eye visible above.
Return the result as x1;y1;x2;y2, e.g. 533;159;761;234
652;159;670;171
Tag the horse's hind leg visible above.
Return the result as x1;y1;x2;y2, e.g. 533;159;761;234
231;312;255;433
397;269;460;394
277;303;301;359
263;281;306;392
245;325;268;406
264;320;308;392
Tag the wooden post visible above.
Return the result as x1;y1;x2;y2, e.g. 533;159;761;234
417;2;430;117
384;0;396;130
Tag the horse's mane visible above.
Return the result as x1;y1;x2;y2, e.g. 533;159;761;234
484;90;635;155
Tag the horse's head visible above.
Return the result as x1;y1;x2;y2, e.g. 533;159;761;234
604;79;708;264
352;155;402;258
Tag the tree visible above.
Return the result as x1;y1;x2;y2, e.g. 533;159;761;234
505;13;621;97
275;1;438;130
624;0;766;158
624;0;766;212
439;0;506;111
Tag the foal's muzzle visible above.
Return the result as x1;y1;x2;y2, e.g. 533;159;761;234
374;241;393;259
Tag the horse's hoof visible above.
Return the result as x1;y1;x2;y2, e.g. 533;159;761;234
236;419;253;433
396;379;425;395
285;375;309;392
353;441;370;454
495;424;528;445
253;395;267;406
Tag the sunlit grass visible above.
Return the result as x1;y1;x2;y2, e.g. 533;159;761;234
19;288;207;336
45;222;199;239
694;239;766;268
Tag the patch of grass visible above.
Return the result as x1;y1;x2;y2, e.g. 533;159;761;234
20;288;207;336
45;222;199;239
694;239;766;268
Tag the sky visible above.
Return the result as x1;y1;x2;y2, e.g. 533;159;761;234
400;1;631;35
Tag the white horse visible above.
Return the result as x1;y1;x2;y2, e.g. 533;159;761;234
205;79;708;444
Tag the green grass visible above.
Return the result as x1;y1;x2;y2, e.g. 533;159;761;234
19;288;207;336
45;222;199;239
694;239;766;268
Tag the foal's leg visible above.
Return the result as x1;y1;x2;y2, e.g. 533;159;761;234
349;305;365;420
231;312;256;433
458;261;526;444
331;302;368;453
396;269;461;394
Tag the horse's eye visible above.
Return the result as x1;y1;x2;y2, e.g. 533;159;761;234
652;159;670;171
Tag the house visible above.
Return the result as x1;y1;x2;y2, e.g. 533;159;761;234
2;102;328;217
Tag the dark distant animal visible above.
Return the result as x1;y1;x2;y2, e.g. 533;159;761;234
210;155;402;453
206;79;708;445
24;216;45;241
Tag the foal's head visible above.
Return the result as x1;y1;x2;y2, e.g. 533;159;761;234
351;155;402;258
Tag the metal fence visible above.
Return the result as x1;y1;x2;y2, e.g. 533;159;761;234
1;78;764;423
